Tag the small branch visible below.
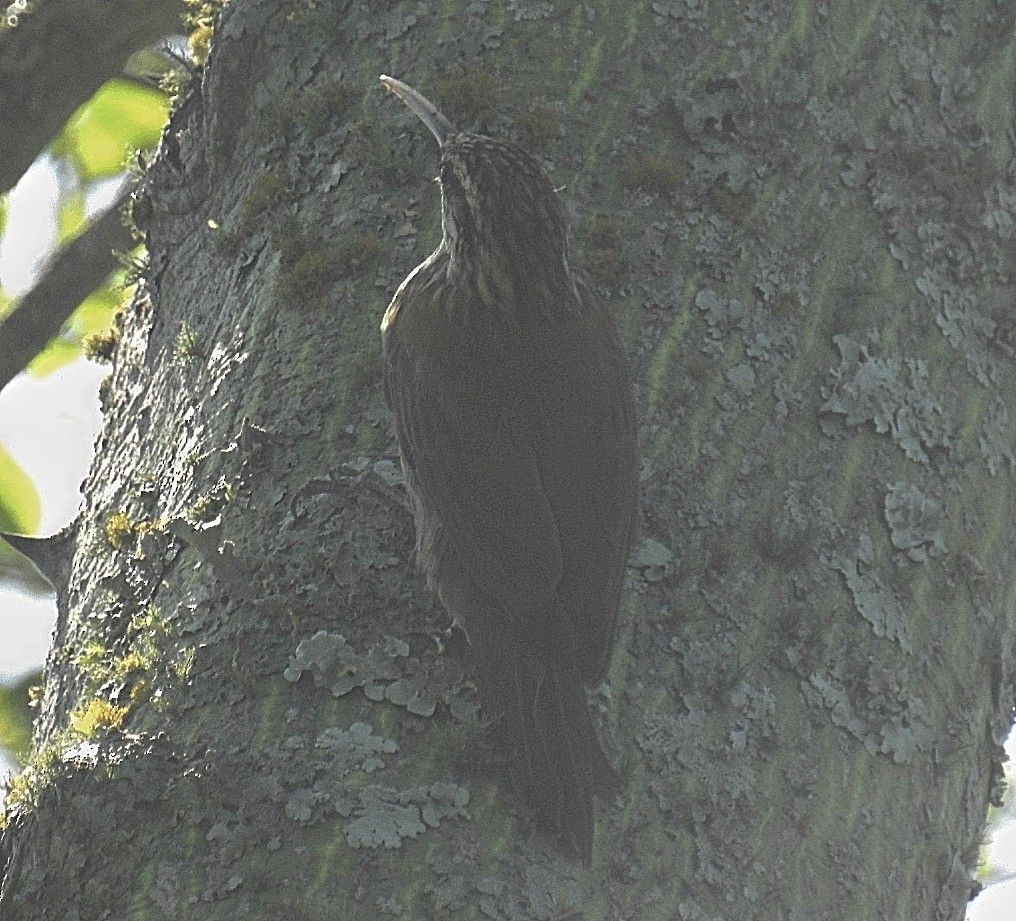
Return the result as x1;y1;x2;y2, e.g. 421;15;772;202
1;519;78;595
0;0;185;194
0;192;132;392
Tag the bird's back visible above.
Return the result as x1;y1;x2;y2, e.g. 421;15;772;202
383;252;636;859
378;87;637;857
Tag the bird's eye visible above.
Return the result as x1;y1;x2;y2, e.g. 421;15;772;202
438;161;453;182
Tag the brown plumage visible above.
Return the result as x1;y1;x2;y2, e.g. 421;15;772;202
379;75;637;861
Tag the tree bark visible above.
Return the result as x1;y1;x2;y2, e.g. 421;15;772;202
3;1;1015;919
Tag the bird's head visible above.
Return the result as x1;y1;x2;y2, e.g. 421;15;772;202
381;75;570;279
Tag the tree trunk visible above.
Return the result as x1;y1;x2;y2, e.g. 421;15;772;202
3;1;1014;918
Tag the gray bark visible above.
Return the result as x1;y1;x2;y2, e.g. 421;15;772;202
2;1;1015;918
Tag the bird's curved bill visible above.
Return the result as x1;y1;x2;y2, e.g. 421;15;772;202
379;74;455;147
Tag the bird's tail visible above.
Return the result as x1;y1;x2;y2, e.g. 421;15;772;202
474;637;617;863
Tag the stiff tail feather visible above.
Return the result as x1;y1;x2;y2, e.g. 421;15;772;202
476;640;617;863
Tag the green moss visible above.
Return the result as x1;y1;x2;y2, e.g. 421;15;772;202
122;185;153;242
73;603;192;726
1;735;66;827
581;214;628;285
173;322;200;365
425;718;491;782
188;27;213;65
1;597;188;826
974;32;1016;166
0;678;34;763
585;213;620;251
623;154;683;193
185;476;235;523
104;511;137;550
117;250;149;287
83;326;121;364
260;79;360;141
295;79;359;131
587;248;627;286
239;171;289;231
278;250;335;306
183;0;226;65
570;34;606;105
515;101;561;149
70;698;130;735
103;508;165;556
186;494;221;523
205;219;245;259
275;231;383;309
435;68;502;127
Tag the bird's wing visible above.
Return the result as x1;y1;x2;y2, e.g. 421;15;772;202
382;272;635;671
383;298;564;620
523;278;638;675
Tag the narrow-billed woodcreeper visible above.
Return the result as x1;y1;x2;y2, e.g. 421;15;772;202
379;75;637;861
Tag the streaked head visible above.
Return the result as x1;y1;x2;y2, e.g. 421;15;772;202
380;75;569;271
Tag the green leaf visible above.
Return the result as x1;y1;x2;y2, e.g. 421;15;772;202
26;278;127;377
0;446;40;535
0;197;9;322
74;283;124;335
25;339;80;377
54;78;169;181
125;46;182;81
57;189;87;246
0;673;38;763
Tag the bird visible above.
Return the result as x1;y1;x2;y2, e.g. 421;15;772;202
378;74;637;862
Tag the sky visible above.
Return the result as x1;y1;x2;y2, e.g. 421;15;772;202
0;360;104;680
0;156;107;685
